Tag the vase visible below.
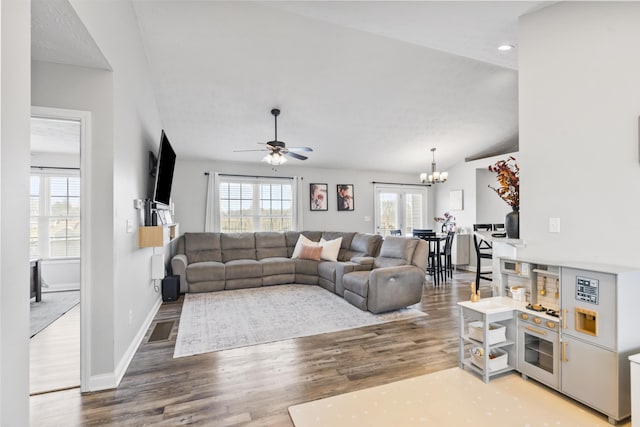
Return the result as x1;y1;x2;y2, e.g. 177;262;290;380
505;207;519;239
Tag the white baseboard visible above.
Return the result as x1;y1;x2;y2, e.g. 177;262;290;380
85;296;162;392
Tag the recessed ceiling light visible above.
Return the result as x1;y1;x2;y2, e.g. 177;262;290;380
498;44;515;51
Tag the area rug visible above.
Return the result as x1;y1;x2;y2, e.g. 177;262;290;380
174;284;426;358
30;290;80;338
288;367;628;427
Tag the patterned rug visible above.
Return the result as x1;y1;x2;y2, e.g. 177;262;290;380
174;284;426;358
30;290;80;338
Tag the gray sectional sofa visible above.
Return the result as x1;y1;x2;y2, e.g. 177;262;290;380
171;231;428;313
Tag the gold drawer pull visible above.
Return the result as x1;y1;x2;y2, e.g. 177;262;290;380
562;341;568;362
525;326;546;335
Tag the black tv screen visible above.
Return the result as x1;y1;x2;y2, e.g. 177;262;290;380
153;130;176;207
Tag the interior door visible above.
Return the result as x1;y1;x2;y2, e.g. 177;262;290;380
374;185;427;236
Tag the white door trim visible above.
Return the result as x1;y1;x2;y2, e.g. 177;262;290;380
31;106;92;392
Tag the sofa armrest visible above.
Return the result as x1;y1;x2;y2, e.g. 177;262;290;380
171;254;188;293
367;265;424;314
350;256;374;267
335;260;373;297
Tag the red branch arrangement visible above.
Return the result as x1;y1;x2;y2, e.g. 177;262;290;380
488;156;519;209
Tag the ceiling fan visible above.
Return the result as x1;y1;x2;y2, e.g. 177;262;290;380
235;108;313;165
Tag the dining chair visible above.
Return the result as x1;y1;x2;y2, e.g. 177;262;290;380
473;224;493;292
390;229;402;236
439;231;455;280
493;223;505;232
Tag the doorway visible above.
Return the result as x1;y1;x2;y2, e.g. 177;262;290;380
374;184;428;236
29;107;90;394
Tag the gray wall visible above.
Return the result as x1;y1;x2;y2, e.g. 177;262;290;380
172;158;431;234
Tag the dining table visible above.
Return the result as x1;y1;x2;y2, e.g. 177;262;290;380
413;233;448;286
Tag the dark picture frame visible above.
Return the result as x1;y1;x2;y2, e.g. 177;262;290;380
336;184;354;211
310;183;328;211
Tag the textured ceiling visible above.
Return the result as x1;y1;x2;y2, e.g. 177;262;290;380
32;0;549;173
31;0;110;70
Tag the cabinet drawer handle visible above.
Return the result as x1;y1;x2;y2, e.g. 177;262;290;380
562;341;568;362
525;326;546;335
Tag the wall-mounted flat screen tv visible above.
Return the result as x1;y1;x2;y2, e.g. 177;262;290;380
152;130;176;208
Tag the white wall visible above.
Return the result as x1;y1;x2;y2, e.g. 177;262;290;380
69;0;164;387
476;168;509;225
519;2;640;267
0;0;31;423
31;60;116;384
431;152;518;269
172;158;431;235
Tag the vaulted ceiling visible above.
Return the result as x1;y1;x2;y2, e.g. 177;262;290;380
32;1;551;173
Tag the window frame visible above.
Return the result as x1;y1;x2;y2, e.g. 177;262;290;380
30;168;81;259
213;173;300;233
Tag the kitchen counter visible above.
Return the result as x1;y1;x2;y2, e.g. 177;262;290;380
458;296;559;322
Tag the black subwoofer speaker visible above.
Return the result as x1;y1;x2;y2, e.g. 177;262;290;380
161;275;179;302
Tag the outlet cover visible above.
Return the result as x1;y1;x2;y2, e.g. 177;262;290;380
549;217;561;233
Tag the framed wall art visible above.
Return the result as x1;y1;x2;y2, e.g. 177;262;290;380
336;184;354;211
449;189;464;211
310;183;328;211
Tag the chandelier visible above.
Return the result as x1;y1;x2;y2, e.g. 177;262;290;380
420;147;448;184
262;152;288;165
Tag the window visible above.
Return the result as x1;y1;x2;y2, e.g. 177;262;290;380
30;170;81;258
217;175;297;232
374;185;428;236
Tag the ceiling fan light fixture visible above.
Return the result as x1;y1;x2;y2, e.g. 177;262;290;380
263;152;287;165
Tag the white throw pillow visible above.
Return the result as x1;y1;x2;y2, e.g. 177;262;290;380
291;234;319;259
319;237;342;262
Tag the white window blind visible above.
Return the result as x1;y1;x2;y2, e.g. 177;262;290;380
216;174;298;232
30;169;80;258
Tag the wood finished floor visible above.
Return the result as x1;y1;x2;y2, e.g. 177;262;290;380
30;304;80;395
30;271;490;426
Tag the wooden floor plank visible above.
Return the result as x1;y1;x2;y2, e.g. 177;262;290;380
30;271;489;426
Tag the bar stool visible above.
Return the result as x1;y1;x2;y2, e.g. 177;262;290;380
473;224;493;292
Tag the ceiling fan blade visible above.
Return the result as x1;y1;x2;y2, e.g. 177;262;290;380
284;151;308;160
287;146;313;152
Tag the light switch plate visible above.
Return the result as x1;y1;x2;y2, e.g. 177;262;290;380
126;219;134;233
549;217;561;233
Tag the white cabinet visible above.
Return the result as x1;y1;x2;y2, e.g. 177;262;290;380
451;234;469;265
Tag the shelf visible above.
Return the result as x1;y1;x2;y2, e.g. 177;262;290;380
462;358;515;377
462;335;515;350
138;223;179;248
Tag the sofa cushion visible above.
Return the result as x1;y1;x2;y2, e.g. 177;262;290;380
322;232;354;261
255;232;288;259
221;233;256;262
342;233;383;260
318;261;337;282
379;236;418;261
184;233;222;263
225;259;261;279
343;270;370;298
299;245;323;261
294;258;318;276
291;234;319;258
260;257;295;276
319;237;342;262
186;261;225;283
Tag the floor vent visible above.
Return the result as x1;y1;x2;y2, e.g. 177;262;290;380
148;321;174;342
